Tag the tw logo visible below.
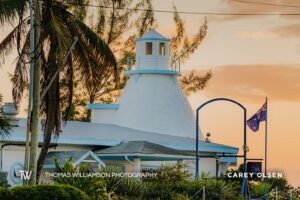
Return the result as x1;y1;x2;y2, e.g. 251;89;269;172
19;170;32;180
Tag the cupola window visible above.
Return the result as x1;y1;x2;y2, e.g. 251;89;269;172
159;43;165;55
146;42;152;55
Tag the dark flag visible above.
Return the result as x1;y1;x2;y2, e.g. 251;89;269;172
247;102;267;132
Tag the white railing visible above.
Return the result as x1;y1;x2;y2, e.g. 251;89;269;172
126;57;181;73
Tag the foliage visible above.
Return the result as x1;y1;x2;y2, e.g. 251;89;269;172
249;182;271;198
267;177;298;199
99;166;143;199
170;5;207;62
0;187;10;199
85;0;155;103
116;177;143;200
53;159;142;200
143;179;239;200
170;193;190;200
225;165;297;199
291;186;300;199
68;1;210;121
0;184;89;200
0;0;120;181
144;162;191;183
268;177;289;192
53;157;107;200
100;166;122;198
180;71;212;96
65;0;155;121
0;94;10;137
199;171;212;180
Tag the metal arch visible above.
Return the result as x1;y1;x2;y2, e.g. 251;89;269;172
195;97;248;197
196;98;246;112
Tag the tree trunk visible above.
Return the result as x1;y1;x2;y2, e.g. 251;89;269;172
28;0;41;185
36;41;59;183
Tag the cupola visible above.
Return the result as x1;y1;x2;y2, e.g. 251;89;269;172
126;29;180;75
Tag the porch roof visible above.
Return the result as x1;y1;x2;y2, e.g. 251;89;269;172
96;141;194;161
43;150;106;169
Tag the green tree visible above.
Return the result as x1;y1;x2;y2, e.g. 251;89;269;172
0;94;10;137
0;0;118;182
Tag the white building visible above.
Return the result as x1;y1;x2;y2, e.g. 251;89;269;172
0;30;238;186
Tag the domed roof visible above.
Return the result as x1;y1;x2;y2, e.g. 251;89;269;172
135;29;170;42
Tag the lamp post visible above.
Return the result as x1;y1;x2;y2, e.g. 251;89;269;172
195;98;248;197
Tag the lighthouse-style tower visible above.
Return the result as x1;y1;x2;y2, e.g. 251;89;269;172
113;30;204;139
134;30;171;71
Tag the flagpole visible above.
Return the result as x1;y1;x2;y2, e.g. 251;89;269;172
264;97;268;199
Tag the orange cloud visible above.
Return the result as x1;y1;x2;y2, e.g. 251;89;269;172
272;23;300;38
237;31;277;39
199;64;300;102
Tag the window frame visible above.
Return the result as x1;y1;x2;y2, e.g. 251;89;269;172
146;42;153;55
159;42;166;56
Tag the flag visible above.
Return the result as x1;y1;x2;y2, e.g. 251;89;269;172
247;102;267;132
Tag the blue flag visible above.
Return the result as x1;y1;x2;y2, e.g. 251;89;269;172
247;102;267;132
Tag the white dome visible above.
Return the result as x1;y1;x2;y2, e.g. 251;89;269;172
114;73;204;139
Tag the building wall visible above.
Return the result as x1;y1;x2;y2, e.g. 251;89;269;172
198;158;217;177
1;142;227;186
91;109;117;124
135;39;170;70
0;143;91;186
113;74;202;138
218;162;230;176
104;160;134;173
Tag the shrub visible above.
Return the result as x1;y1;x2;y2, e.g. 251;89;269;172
144;162;191;183
0;187;11;200
143;179;239;200
117;177;143;200
0;184;90;200
100;166;122;198
249;182;271;198
53;158;107;200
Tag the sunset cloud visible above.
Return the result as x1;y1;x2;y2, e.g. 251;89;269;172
200;64;300;102
237;31;277;39
272;23;300;38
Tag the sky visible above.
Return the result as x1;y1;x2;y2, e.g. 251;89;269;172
1;0;300;186
151;0;300;187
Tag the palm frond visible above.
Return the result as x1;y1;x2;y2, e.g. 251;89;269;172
11;32;30;106
65;17;119;91
60;54;74;122
0;117;10;138
65;0;89;21
67;29;97;89
74;20;117;70
0;25;18;66
0;93;11;138
0;0;25;26
0;0;28;67
48;6;72;64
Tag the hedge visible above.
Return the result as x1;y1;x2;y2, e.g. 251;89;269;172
0;187;11;200
0;184;90;200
